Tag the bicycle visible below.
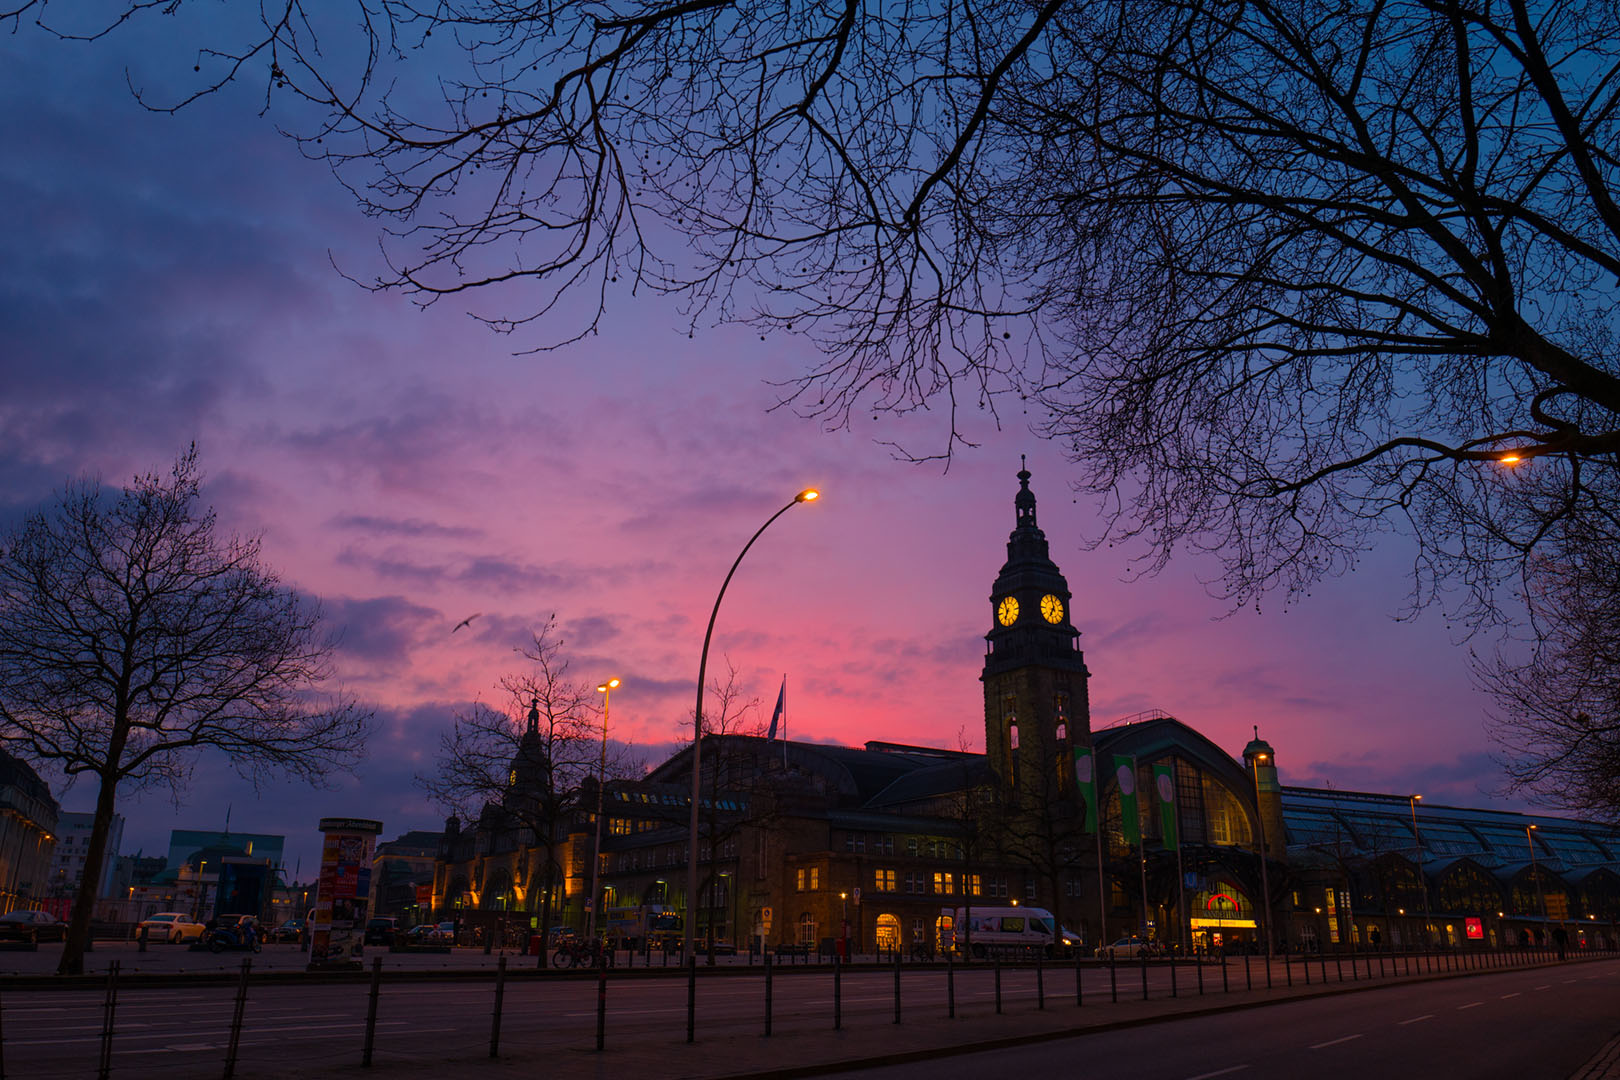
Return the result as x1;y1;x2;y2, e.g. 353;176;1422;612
552;939;616;969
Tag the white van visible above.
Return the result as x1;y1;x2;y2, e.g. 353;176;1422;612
948;906;1082;957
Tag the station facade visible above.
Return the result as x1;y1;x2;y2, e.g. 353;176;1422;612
433;468;1620;955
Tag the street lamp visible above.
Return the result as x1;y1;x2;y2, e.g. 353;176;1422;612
1409;794;1431;944
587;677;621;940
1251;753;1273;959
685;488;820;962
1527;824;1548;933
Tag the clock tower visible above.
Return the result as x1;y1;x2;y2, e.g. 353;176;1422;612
982;461;1092;803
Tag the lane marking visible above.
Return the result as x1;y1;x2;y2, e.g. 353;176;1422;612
1564;979;1578;984
1398;1015;1433;1026
1310;1034;1363;1049
1534;985;1551;990
1186;1067;1250;1080
1458;1002;1483;1010
1500;993;1520;999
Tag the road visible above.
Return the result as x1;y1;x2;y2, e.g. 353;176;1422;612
1;949;1611;1078
849;962;1620;1080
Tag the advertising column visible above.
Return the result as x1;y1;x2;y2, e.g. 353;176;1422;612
309;818;383;971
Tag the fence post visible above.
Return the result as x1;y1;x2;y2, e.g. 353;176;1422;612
686;957;697;1044
1109;951;1118;1003
1221;953;1229;993
834;953;842;1031
1036;951;1045;1010
1244;951;1252;991
995;956;1003;1014
1170;953;1178;998
490;956;508;1059
1196;950;1204;995
765;950;774;1037
1075;950;1083;1007
1139;951;1149;1001
948;950;956;1019
223;957;251;1079
362;956;381;1067
1284;952;1291;988
893;949;902;1024
595;961;607;1053
97;960;120;1080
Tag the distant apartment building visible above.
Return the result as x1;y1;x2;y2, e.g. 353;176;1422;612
48;811;123;899
371;830;442;921
0;748;57;914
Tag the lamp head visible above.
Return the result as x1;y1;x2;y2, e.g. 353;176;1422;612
1499;454;1522;465
597;678;621;692
795;489;820;503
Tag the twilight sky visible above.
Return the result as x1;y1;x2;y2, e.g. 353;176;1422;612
0;14;1520;877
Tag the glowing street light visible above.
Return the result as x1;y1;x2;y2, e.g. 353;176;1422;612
685;489;820;962
587;677;621;940
1252;752;1274;959
1409;794;1432;943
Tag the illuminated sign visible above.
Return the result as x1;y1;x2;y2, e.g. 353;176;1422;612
1465;917;1483;940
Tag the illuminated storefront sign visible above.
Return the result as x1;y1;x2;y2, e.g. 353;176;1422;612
1465;917;1484;940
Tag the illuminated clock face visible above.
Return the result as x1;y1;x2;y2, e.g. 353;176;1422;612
1040;594;1065;624
996;596;1020;626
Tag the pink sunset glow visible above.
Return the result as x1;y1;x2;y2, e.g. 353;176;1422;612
0;20;1507;873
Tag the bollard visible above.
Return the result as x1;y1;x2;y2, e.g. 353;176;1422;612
223;957;251;1079
1196;951;1204;995
1139;950;1148;1001
1265;952;1273;990
489;956;508;1058
764;950;774;1037
1244;951;1252;990
1221;953;1229;992
1334;951;1343;982
834;953;842;1031
1303;951;1310;985
686;957;697;1044
893;949;902;1024
1075;950;1084;1007
595;962;607;1052
1036;951;1045;1010
1350;949;1359;981
137;924;148;953
97;960;120;1080
1284;953;1291;987
1110;951;1118;1002
995;957;1003;1014
362;956;381;1067
948;951;956;1019
1171;953;1178;997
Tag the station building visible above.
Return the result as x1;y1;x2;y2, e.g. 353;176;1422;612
433;468;1620;955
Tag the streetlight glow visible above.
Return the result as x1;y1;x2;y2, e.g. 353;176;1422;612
796;489;820;502
1499;454;1522;465
587;677;622;940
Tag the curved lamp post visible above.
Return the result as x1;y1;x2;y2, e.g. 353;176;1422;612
1251;754;1273;959
684;488;820;962
587;677;620;940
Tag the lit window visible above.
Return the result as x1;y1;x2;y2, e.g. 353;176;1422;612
933;871;955;894
875;869;896;892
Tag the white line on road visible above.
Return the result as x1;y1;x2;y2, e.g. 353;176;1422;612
1500;993;1521;999
1564;979;1578;984
1185;1066;1250;1080
1534;985;1551;990
1310;1034;1363;1049
1458;1002;1483;1010
1398;1015;1433;1025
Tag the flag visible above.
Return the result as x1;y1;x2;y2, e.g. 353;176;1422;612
767;676;786;740
1114;755;1141;845
1153;762;1179;850
1073;746;1098;834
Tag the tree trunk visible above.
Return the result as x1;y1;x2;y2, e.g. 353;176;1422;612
58;772;119;975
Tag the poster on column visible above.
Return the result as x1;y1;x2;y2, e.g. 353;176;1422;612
309;818;382;970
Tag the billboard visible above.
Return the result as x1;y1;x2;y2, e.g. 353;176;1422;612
308;818;382;970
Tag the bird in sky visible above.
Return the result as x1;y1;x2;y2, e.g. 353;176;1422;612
452;613;482;633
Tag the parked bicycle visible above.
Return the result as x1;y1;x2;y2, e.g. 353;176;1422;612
552;938;615;969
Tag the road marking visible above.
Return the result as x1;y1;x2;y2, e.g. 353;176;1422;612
1186;1067;1249;1080
1500;993;1520;999
1564;979;1578;984
1310;1034;1363;1049
1458;1002;1483;1010
1534;985;1551;990
1398;1015;1433;1025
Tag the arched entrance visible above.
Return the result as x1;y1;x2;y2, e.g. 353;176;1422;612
874;914;901;952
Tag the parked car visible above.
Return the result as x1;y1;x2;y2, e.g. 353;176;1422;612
0;909;68;943
363;917;398;945
136;912;207;944
434;921;458;944
269;918;305;943
1096;936;1158;959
